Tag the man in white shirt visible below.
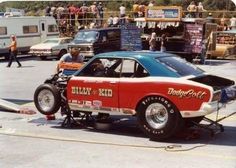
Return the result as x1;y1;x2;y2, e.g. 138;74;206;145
230;16;236;30
119;4;126;25
113;15;119;27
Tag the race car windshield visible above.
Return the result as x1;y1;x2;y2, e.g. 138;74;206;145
73;31;99;43
156;56;204;76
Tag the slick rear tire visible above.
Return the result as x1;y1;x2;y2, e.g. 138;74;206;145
34;84;61;115
137;96;183;141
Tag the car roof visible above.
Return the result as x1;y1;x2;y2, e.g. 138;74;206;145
96;51;177;59
46;37;72;40
94;51;180;77
79;27;120;32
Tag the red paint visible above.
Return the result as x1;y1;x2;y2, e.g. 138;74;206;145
67;77;211;113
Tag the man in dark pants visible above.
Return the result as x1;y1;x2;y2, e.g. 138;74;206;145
7;35;22;68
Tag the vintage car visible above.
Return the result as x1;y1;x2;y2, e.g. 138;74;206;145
29;37;73;60
34;51;235;140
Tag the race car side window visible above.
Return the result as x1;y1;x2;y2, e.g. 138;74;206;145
79;58;122;77
120;59;149;78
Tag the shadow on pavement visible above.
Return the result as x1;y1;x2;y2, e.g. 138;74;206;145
27;114;236;146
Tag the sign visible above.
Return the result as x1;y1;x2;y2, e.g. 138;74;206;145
121;24;142;51
146;6;182;22
184;24;204;54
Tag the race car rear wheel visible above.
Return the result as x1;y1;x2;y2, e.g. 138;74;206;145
137;96;183;141
34;84;61;115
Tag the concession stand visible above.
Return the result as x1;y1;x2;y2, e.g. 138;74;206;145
135;6;217;61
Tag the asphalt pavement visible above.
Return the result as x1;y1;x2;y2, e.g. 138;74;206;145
0;56;236;168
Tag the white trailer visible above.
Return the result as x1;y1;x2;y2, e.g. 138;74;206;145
0;16;59;59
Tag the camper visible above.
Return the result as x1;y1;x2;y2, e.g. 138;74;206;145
0;16;59;59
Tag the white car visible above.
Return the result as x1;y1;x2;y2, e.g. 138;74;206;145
29;37;73;60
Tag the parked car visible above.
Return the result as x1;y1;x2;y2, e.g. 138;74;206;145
29;37;73;60
34;51;235;140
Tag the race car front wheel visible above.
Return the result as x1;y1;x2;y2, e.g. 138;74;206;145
137;96;183;141
34;84;61;115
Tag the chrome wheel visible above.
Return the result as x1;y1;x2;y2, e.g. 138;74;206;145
37;89;55;112
145;103;168;129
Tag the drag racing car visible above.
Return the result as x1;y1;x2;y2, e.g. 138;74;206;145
34;51;235;140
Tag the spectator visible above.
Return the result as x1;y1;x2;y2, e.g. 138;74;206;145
59;17;67;35
97;2;104;26
138;2;146;17
196;2;206;18
50;5;57;21
200;36;210;64
69;4;77;26
187;1;197;18
7;35;21;68
113;15;119;27
160;34;167;52
230;16;236;30
56;5;65;23
149;32;157;51
119;4;126;25
45;6;51;16
80;3;89;25
148;1;154;7
76;5;82;26
132;1;139;18
206;13;214;23
90;2;98;24
219;17;229;31
107;15;113;27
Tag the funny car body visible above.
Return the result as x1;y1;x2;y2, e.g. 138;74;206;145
34;51;235;140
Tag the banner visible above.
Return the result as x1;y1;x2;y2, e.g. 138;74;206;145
146;6;182;22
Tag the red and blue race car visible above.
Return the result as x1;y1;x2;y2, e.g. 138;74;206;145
34;51;235;140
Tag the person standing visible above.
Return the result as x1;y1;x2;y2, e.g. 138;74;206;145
90;2;98;24
196;2;206;18
160;34;167;52
187;1;196;18
230;16;236;30
132;1;139;18
119;4;126;25
200;36;210;64
56;47;84;73
149;32;157;51
7;35;21;68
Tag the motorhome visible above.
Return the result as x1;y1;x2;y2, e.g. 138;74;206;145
0;16;59;59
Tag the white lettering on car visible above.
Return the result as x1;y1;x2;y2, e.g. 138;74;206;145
167;87;206;99
98;88;113;97
72;87;92;95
